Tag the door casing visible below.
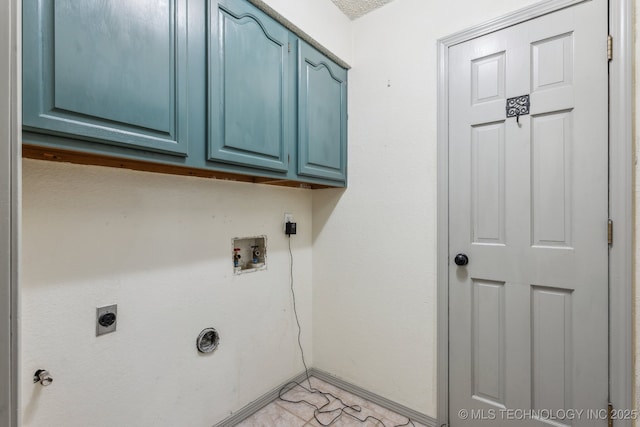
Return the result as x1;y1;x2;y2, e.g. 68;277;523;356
436;0;633;425
1;0;20;426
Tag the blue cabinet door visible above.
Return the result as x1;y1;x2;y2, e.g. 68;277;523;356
208;0;290;172
297;41;347;183
23;0;189;155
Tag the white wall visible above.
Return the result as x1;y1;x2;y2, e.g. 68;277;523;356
20;2;352;426
260;0;353;65
312;0;542;417
21;160;314;426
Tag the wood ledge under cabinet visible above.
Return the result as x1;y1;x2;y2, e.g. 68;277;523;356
22;145;332;190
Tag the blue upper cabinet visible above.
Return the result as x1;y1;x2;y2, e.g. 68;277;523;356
23;0;189;156
297;41;348;183
208;0;291;172
23;0;348;188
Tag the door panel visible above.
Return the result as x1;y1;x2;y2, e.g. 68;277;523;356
472;279;506;406
23;0;189;155
297;40;348;182
471;122;505;244
531;286;573;413
471;52;506;104
448;1;608;425
54;1;172;133
531;112;572;247
208;0;290;172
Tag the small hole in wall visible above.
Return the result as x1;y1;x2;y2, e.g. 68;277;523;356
232;236;267;274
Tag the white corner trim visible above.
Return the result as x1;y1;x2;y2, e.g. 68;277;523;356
1;0;20;426
608;0;634;425
436;34;450;427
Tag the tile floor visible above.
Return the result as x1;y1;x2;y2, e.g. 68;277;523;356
236;377;427;427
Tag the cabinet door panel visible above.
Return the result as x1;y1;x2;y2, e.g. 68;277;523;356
23;0;188;155
298;41;347;182
208;0;289;172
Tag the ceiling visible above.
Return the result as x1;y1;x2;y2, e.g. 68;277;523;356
330;0;396;20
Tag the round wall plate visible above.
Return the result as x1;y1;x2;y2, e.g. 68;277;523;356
196;328;220;353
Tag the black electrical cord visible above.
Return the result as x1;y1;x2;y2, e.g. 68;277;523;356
288;234;312;389
281;235;416;427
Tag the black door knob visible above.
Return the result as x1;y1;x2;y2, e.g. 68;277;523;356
454;254;469;266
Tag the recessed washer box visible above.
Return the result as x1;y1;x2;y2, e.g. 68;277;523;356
232;236;267;274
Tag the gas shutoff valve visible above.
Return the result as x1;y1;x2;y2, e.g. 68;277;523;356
233;248;241;267
251;246;260;263
34;369;53;386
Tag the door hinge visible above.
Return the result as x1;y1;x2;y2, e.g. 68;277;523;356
288;42;291;53
607;35;613;61
608;219;613;245
608;402;614;427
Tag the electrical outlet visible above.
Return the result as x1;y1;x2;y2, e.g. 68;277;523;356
96;304;117;336
284;213;294;231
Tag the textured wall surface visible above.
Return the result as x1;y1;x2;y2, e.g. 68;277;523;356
21;160;314;426
311;0;540;416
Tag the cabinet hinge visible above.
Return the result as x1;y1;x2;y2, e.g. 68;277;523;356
608;219;613;245
288;42;291;53
607;35;613;61
607;402;613;427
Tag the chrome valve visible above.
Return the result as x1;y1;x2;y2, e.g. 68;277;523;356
34;369;53;386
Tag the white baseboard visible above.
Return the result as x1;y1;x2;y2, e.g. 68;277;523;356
213;368;437;427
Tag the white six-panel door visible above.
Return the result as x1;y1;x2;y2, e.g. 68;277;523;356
448;1;608;425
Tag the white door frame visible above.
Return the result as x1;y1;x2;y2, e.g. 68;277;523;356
1;0;20;425
436;0;633;425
